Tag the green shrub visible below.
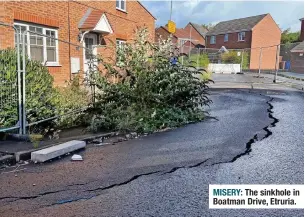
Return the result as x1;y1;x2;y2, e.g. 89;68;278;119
87;28;212;133
188;53;210;69
0;49;57;130
221;51;250;69
54;76;90;128
0;49;90;133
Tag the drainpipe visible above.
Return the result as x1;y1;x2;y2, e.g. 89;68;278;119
68;0;72;81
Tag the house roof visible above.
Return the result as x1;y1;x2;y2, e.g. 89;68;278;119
206;14;268;36
160;26;190;39
174;28;191;39
137;1;157;20
188;22;209;37
291;42;304;52
78;9;113;33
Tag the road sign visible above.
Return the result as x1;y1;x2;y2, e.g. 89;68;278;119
168;20;176;34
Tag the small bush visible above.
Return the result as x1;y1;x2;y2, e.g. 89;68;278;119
0;49;90;133
53;76;90;128
221;51;250;69
87;28;212;133
0;49;57;130
188;53;210;69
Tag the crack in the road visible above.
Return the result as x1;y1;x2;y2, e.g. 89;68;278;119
162;158;210;175
210;96;279;166
0;95;280;208
0;189;71;202
48;170;162;206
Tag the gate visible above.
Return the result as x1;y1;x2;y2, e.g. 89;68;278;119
0;23;22;134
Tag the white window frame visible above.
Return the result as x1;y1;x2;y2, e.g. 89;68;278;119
238;31;246;42
116;39;126;64
116;39;126;48
224;34;228;42
14;22;59;66
210;35;216;44
116;0;126;12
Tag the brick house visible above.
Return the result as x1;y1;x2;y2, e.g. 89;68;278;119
299;18;304;42
290;42;304;73
155;22;207;54
289;18;304;74
206;14;281;70
0;0;156;85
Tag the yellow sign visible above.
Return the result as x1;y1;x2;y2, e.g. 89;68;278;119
168;20;176;34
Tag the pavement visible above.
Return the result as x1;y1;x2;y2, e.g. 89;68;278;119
278;71;304;80
0;74;303;217
210;72;304;91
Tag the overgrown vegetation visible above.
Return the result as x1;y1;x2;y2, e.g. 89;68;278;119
1;28;212;136
221;51;250;69
281;28;300;44
0;49;89;134
187;53;210;69
86;28;212;133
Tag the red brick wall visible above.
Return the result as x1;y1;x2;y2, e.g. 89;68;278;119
250;14;281;70
291;52;304;73
155;27;177;44
184;23;205;46
300;19;304;42
206;31;252;49
0;0;155;86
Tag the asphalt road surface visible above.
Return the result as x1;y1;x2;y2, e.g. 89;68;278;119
0;75;304;217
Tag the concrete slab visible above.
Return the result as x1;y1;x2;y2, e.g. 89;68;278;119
31;140;86;163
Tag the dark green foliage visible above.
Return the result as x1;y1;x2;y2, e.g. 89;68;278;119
0;49;89;133
0;48;57;130
88;28;212;133
281;28;301;44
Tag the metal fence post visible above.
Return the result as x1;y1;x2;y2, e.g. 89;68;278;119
181;45;184;65
241;49;244;73
15;27;22;135
273;45;280;83
258;47;262;77
22;31;27;134
197;47;200;68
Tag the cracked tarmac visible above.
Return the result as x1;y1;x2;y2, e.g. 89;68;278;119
0;86;303;217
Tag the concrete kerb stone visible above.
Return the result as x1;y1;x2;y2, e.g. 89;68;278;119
12;132;117;164
31;140;86;163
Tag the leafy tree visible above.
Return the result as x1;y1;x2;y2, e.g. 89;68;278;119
87;28;212;133
281;28;300;44
202;23;215;31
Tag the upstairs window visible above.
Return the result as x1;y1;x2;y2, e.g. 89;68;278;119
116;0;126;11
210;35;216;44
238;32;246;41
14;22;59;66
224;34;228;42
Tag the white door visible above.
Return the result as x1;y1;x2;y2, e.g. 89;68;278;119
83;33;97;80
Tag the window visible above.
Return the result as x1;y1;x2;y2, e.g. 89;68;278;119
116;39;126;63
224;34;228;42
14;22;59;66
210;35;216;44
85;37;95;60
116;0;126;11
179;39;187;47
116;39;126;48
238;32;246;41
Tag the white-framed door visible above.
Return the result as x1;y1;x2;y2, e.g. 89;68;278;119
83;33;97;79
